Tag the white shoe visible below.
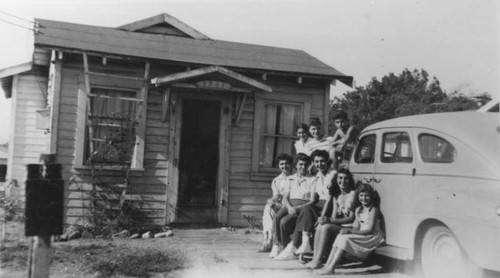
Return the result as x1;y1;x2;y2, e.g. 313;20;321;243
295;242;313;254
275;243;297;260
269;245;280;258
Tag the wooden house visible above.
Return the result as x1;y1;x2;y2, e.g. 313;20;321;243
0;13;352;228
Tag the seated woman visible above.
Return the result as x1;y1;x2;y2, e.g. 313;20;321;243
314;183;384;275
275;150;335;260
305;168;356;269
269;153;314;258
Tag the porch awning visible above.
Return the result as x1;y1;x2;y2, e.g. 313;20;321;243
150;65;272;93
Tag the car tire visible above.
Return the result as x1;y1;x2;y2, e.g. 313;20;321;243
421;225;483;278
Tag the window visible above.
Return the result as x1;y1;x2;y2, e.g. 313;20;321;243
251;94;311;174
418;134;456;163
0;164;6;182
381;132;413;163
354;134;376;164
258;102;302;169
85;88;138;166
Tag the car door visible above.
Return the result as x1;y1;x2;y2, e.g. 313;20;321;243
373;128;416;249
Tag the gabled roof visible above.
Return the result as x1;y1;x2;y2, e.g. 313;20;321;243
33;17;353;85
151;65;272;93
117;13;210;39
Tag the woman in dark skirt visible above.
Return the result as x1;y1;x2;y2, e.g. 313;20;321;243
275;150;335;260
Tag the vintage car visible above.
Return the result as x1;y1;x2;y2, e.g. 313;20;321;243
347;111;500;278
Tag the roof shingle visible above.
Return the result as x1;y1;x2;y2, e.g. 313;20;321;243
34;18;352;85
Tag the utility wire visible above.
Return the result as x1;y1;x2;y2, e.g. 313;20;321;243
0;17;35;32
0;10;35;24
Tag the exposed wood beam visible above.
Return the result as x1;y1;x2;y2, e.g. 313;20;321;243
87;71;144;81
48;50;62;153
234;94;247;127
36;46;148;64
131;61;150;169
88;93;143;102
82;52;94;156
161;87;171;122
171;83;253;93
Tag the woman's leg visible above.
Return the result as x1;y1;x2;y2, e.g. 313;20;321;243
295;205;319;253
306;225;326;269
272;207;289;246
279;213;298;247
313;246;344;275
270;206;289;257
307;224;343;269
261;203;273;244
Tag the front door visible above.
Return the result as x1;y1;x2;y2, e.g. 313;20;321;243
176;98;221;223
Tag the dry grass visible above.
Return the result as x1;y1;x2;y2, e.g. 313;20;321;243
1;221;226;278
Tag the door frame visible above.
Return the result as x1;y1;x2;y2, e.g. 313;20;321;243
166;89;231;224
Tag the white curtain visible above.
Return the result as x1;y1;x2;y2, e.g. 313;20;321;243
259;102;301;168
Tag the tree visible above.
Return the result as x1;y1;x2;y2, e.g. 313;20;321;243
329;69;479;133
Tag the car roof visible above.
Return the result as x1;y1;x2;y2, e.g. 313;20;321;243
362;111;500;168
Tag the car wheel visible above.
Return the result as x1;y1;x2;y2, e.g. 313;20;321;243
421;225;483;278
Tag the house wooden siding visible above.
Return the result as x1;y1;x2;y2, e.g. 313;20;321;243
7;69;49;199
226;79;327;227
51;57;170;227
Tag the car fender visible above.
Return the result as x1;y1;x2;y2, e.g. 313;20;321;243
412;180;500;271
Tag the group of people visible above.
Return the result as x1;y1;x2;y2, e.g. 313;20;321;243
257;112;385;275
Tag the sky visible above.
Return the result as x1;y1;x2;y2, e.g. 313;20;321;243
0;0;498;144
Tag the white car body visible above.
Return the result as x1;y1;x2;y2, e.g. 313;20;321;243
347;111;500;273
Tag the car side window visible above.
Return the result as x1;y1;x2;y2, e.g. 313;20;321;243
354;134;376;164
418;134;456;163
381;132;413;163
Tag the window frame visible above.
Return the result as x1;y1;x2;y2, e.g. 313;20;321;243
75;83;146;170
354;134;376;164
418;133;456;163
251;94;311;174
380;131;414;164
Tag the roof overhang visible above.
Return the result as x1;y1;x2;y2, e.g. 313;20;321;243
151;65;272;93
0;62;33;98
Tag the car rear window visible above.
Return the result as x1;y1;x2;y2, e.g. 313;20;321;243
418;134;455;163
381;132;413;163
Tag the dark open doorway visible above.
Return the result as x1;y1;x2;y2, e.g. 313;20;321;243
176;98;220;223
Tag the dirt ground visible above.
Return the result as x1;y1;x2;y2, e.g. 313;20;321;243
1;220;419;278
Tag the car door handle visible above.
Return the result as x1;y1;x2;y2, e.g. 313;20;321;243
362;177;373;183
362;177;381;183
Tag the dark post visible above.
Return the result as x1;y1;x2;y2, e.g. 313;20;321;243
25;154;64;278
